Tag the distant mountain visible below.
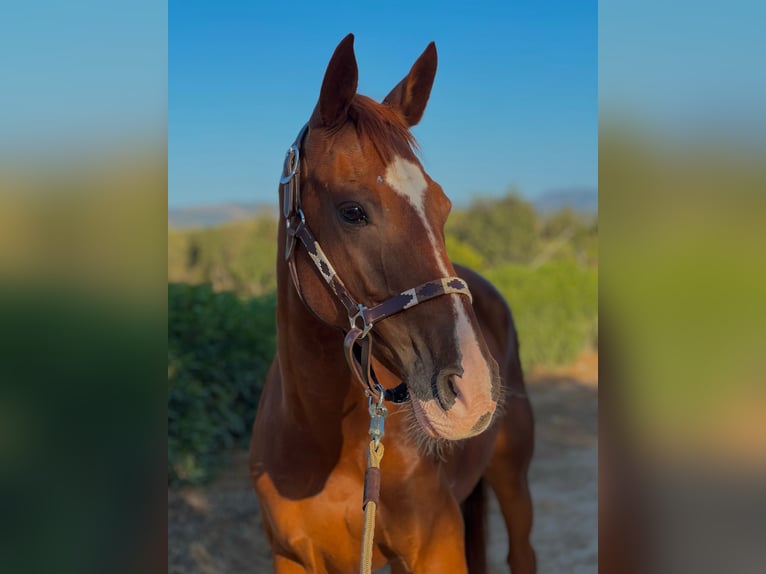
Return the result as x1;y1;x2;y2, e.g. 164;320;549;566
169;202;277;229
533;187;598;216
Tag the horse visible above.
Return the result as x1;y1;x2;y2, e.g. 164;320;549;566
250;34;536;574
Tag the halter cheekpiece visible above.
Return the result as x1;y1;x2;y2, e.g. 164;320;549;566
280;123;473;404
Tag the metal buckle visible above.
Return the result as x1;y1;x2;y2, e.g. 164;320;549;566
281;144;300;218
367;385;387;448
281;124;309;259
349;304;373;339
284;208;305;261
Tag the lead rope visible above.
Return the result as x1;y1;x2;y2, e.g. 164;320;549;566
360;390;387;574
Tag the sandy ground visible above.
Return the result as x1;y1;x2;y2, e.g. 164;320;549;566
168;352;597;573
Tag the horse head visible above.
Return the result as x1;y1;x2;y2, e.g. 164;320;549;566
288;34;500;441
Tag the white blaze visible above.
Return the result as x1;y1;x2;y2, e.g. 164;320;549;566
384;157;491;396
383;157;449;276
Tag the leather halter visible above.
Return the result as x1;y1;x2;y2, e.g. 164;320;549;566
280;123;473;403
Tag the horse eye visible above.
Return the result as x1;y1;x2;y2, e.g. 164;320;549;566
339;203;368;225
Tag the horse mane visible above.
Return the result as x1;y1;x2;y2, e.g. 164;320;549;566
347;95;419;161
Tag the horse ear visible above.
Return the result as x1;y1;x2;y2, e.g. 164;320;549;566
383;42;437;127
312;33;358;129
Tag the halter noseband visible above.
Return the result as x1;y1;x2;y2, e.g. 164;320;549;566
280;123;473;403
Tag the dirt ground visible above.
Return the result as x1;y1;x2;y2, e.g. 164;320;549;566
168;352;598;573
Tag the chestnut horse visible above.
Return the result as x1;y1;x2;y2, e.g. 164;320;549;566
250;34;535;574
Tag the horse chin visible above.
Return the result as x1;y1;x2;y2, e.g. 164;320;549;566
410;392;497;442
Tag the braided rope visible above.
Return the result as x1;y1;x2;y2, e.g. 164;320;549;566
359;440;384;574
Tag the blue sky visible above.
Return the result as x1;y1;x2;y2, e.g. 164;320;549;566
169;0;597;208
599;0;765;141
0;0;166;164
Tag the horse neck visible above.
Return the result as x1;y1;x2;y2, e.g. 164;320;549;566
275;259;363;429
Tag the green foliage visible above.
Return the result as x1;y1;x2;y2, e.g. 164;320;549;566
445;234;487;270
168;283;276;484
168;217;278;295
486;261;598;369
447;190;541;265
539;208;599;267
541;207;583;239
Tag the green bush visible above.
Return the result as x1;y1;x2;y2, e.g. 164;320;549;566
445;234;487;270
168;217;278;296
167;283;276;484
447;191;541;265
486;261;597;369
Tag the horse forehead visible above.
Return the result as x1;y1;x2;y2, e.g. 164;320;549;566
313;139;380;181
384;156;429;213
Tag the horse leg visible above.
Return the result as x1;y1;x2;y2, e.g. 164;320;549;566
484;397;536;574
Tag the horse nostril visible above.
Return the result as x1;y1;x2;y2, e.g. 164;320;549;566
431;367;462;411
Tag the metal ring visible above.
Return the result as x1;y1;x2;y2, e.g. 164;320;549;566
349;304;372;338
279;145;300;185
295;208;306;227
367;383;386;410
374;384;385;408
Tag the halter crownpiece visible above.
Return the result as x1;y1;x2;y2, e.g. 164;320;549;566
280;123;473;403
